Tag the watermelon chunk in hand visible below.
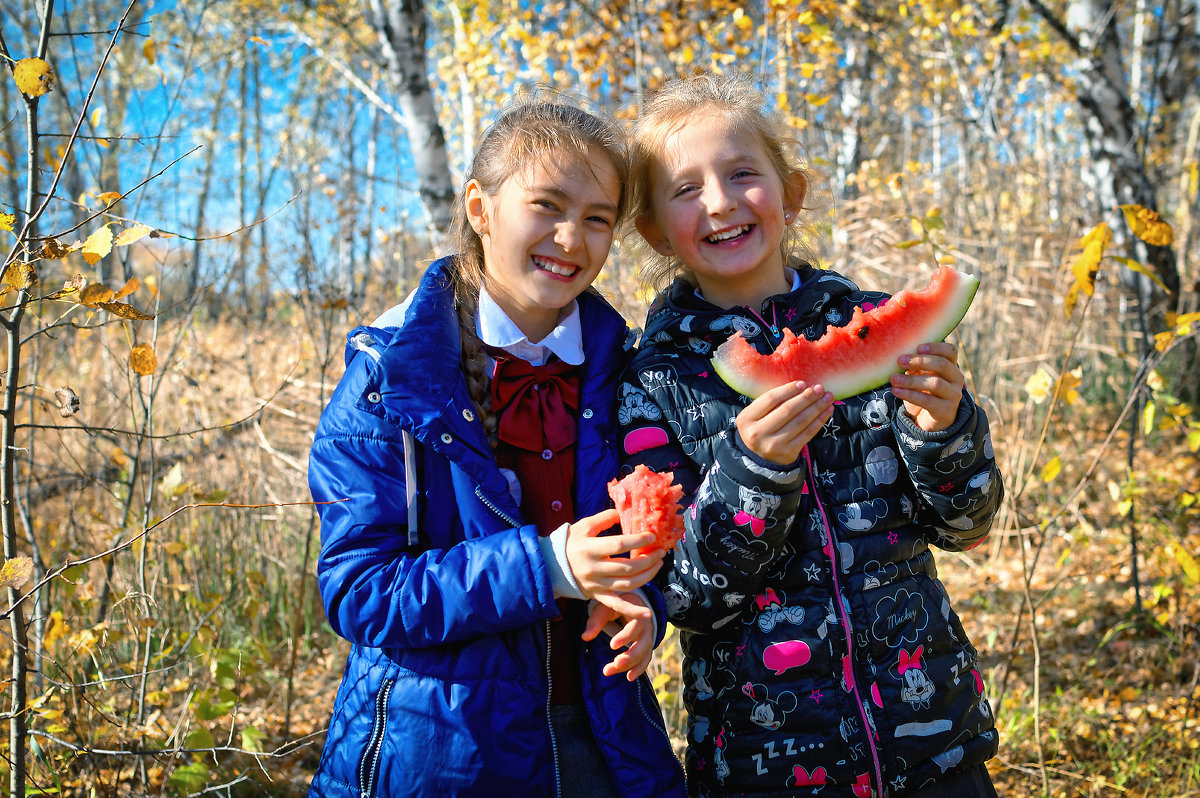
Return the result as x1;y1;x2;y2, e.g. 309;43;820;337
607;464;686;557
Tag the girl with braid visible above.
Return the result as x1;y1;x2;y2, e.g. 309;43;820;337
307;100;686;798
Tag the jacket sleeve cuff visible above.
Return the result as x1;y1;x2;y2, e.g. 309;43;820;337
733;426;805;475
632;587;659;645
538;523;586;600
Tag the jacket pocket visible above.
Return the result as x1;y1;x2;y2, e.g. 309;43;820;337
357;678;394;798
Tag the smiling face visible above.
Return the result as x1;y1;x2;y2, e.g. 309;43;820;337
468;148;621;342
637;109;805;309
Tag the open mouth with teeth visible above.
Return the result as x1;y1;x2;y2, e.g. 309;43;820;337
532;255;579;278
706;225;752;244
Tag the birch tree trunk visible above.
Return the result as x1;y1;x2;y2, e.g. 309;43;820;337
365;0;455;243
1034;0;1180;307
835;21;873;199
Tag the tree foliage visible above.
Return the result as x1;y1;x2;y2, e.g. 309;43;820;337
0;0;1197;794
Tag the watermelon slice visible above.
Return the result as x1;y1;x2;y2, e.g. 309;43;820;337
711;266;979;400
607;464;686;556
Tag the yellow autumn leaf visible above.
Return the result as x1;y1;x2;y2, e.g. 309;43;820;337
39;238;71;259
143;38;156;65
1024;367;1054;403
1070;222;1109;297
78;283;114;307
129;342;157;376
1119;204;1174;247
67;625;101;657
0;555;34;589
1166;544;1200;585
1064;282;1082;319
90;107;103;127
1143;401;1156;436
1;262;38;292
97;191;123;204
113;277;139;300
1055;368;1082;405
1;211;14;232
1040;456;1062;483
13;57;55;97
1154;329;1174;353
43;610;67;649
113;224;153;248
1172;312;1200;336
98;301;154;321
1111;256;1169;293
82;225;114;265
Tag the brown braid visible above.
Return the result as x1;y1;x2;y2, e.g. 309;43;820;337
441;94;629;448
455;283;501;448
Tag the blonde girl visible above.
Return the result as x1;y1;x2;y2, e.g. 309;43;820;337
618;72;1002;798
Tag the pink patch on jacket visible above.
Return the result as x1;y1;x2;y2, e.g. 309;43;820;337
623;426;669;455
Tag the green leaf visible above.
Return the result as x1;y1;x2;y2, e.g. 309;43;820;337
169;762;209;795
194;688;238;720
241;725;265;753
184;727;215;750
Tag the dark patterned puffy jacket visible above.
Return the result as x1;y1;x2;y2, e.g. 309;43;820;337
617;265;1002;798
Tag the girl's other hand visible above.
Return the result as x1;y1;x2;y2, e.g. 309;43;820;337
566;509;666;599
583;593;655;680
890;341;965;431
736;380;835;467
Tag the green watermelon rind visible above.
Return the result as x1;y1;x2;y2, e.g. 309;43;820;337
712;267;980;400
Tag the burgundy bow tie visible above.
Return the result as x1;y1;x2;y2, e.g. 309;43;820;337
489;353;580;453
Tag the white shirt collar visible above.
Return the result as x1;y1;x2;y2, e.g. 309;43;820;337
476;287;585;366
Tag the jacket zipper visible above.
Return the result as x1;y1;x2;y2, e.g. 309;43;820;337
474;485;520;527
804;448;885;797
358;678;394;798
634;678;684;777
545;621;562;797
475;487;563;794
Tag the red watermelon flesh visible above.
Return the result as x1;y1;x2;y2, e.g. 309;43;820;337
607;464;686;556
711;265;979;400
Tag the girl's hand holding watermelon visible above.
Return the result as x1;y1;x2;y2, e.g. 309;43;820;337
889;341;966;432
566;509;666;620
583;593;656;680
736;380;835;467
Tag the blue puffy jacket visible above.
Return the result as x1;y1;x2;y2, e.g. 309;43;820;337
307;257;686;798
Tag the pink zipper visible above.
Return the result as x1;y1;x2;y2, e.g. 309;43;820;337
803;447;884;797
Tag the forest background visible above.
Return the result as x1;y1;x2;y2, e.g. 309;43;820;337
1;0;1198;795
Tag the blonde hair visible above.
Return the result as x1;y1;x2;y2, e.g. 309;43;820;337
627;71;816;291
445;98;629;445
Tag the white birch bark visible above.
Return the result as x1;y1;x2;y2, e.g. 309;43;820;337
366;0;456;243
